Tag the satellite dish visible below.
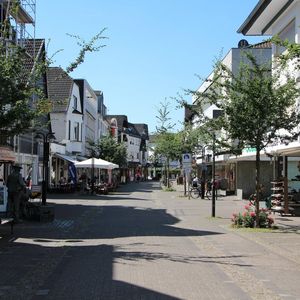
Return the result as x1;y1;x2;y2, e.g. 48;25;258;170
238;39;249;48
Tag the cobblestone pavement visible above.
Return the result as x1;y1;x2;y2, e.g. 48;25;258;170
0;181;299;299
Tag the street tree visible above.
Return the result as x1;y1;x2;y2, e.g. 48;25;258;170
88;134;127;168
182;51;300;227
154;100;182;187
0;2;107;141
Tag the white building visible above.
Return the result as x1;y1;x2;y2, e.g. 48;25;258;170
47;68;84;184
188;41;272;197
106;115;149;182
238;0;300;204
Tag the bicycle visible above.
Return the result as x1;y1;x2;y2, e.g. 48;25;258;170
189;185;211;199
189;185;201;198
205;188;212;200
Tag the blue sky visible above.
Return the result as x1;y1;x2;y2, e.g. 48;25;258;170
36;1;264;134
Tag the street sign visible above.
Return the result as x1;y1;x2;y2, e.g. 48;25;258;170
182;153;192;163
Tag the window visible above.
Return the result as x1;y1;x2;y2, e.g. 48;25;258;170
74;122;80;141
68;120;71;140
73;95;78;110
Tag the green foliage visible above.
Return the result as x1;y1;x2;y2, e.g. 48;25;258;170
88;135;127;168
0;2;107;140
0;42;48;137
155;99;176;134
181;50;299;227
223;53;300;151
65;28;108;74
155;100;188;161
186;52;300;153
271;35;300;69
231;204;274;228
154;132;182;162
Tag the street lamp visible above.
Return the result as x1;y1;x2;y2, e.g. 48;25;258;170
211;109;223;217
34;131;56;205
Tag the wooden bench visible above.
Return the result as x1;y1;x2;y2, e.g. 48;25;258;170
0;217;14;234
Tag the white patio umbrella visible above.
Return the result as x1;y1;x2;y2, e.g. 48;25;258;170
74;157;119;169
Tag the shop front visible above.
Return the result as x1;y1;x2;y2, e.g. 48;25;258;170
0;146;16;212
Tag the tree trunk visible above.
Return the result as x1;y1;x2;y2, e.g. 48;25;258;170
166;157;170;188
255;148;261;227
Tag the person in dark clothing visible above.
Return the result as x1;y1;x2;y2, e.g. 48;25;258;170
6;164;26;222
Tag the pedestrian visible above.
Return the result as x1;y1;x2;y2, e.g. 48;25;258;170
192;175;200;188
6;163;26;222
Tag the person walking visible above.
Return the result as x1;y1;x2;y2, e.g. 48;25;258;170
6;163;26;222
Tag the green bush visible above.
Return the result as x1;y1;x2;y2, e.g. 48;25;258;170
231;203;274;228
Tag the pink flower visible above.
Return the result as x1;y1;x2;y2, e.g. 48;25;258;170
243;212;247;217
250;212;256;217
244;205;250;210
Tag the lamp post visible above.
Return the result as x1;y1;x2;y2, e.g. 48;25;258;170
211;109;223;218
212;132;216;217
35;131;55;205
197;145;208;199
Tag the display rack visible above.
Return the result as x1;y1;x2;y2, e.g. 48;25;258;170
270;179;294;215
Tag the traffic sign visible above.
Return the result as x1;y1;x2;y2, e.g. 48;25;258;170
182;153;192;163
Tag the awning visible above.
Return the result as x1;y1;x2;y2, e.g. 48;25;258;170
74;157;119;169
0;146;16;163
53;153;78;164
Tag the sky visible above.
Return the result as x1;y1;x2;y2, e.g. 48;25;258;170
36;0;264;134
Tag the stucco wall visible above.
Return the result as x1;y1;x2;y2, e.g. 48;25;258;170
236;161;273;199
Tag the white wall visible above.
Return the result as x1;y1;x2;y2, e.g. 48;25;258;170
127;135;141;162
50;82;84;155
81;80;98;156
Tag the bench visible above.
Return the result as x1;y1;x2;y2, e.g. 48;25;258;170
0;217;14;234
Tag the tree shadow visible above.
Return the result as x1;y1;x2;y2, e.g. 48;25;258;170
113;249;253;267
10;203;224;240
0;243;182;299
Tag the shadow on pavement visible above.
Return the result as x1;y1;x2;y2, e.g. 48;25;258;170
0;242;182;299
5;203;224;240
113;249;252;267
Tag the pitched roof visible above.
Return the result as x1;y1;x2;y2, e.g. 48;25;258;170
132;123;149;140
237;0;293;36
105;115;129;130
47;67;73;113
126;122;141;137
24;39;46;74
248;40;272;49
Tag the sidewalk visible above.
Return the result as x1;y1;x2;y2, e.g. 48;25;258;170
173;182;300;231
171;182;300;264
0;181;299;299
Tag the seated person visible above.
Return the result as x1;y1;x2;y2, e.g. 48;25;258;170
192;176;200;188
